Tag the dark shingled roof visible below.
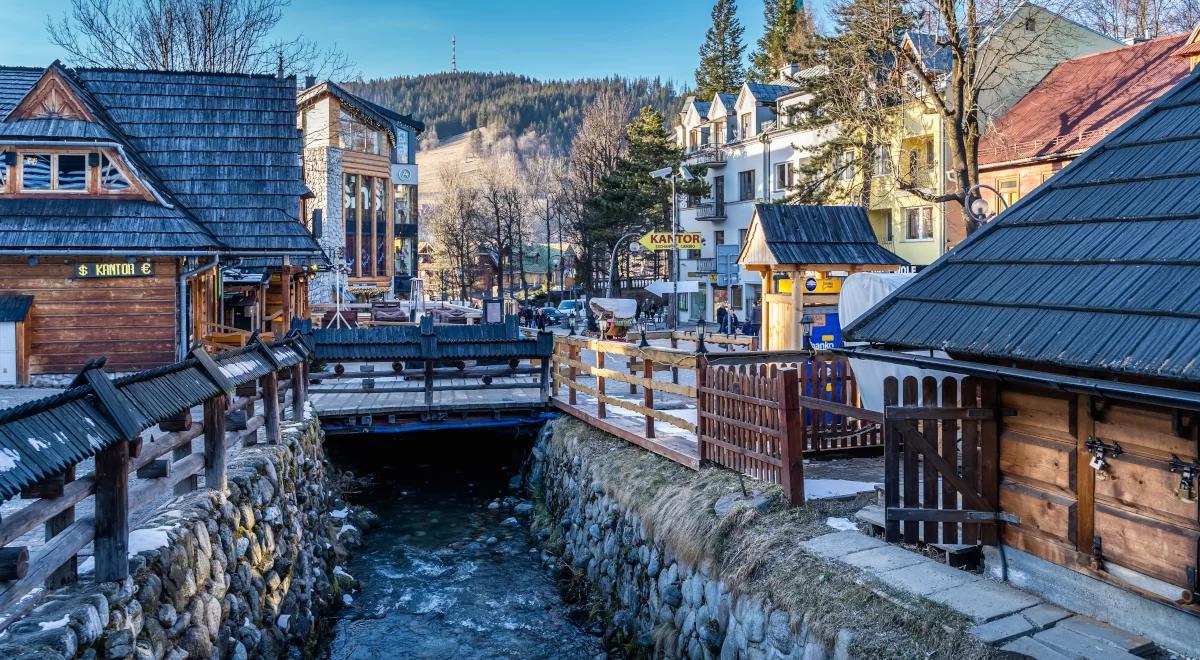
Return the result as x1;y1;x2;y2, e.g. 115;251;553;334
845;68;1200;384
745;83;798;103
0;295;32;322
750;205;907;266
0;63;322;258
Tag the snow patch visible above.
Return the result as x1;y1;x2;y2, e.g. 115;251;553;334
127;527;171;556
804;479;877;500
276;614;290;630
25;437;49;451
342;594;353;606
337;524;357;538
330;508;349;519
825;517;859;532
38;614;70;631
0;448;20;472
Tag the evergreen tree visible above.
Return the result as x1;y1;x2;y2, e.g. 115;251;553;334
694;0;747;99
749;0;797;82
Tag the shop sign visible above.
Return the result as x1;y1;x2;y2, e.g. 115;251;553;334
803;276;842;294
637;231;703;251
74;261;154;279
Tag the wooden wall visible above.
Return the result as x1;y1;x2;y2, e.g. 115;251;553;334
0;257;178;376
998;383;1200;604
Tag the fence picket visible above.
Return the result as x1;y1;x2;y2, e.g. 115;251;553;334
902;376;920;544
941;377;959;544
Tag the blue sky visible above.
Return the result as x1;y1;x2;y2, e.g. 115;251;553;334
0;0;798;85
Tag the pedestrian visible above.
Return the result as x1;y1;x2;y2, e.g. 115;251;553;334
750;298;763;336
716;304;729;335
536;306;546;331
729;309;740;336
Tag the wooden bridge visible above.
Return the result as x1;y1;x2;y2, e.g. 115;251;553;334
307;316;556;433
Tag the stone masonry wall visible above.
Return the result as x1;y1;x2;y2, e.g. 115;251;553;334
0;412;367;660
531;421;853;660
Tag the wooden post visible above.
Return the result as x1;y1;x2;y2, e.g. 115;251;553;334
883;377;901;542
204;394;227;491
280;258;292;332
696;353;708;462
424;360;434;411
539;351;551;404
94;438;130;582
643;357;655;439
568;344;578;406
45;465;76;588
670;335;679;384
979;379;1000;546
778;368;805;505
596;349;606;418
262;371;281;444
291;364;306;420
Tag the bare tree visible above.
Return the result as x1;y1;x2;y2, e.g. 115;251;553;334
428;165;481;301
1072;0;1200;40
47;0;354;78
560;90;631;294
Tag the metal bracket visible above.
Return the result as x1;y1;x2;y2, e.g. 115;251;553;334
1169;455;1200;503
1085;436;1122;475
1087;396;1111;422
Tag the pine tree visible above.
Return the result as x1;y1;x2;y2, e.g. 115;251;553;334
749;0;796;82
694;0;747;99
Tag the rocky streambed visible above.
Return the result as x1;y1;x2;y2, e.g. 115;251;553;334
320;428;603;659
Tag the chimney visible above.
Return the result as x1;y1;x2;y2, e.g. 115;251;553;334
304;75;316;88
777;63;803;82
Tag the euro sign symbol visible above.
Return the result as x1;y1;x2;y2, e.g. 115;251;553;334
140;262;151;275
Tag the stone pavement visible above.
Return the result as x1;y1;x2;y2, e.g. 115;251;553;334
800;529;1157;659
0;386;64;410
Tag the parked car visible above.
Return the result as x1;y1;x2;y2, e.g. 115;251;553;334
557;299;581;320
541;306;563;325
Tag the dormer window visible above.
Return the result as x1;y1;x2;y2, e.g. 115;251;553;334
0;149;143;197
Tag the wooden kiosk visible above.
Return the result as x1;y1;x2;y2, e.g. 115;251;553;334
738;204;905;350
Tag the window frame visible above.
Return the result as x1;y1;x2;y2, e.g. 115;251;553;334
903;206;934;241
774;162;794;191
0;148;145;197
738;169;756;202
997;176;1020;209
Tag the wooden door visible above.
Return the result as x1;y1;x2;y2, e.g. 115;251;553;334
0;322;16;385
764;293;792;350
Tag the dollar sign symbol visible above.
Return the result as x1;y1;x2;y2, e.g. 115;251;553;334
78;265;87;277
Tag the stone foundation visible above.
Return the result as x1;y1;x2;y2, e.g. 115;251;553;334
531;421;851;660
0;413;368;659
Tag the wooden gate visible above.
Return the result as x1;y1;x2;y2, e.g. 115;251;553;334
883;376;1007;546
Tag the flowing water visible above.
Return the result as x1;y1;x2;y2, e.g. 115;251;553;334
321;426;603;659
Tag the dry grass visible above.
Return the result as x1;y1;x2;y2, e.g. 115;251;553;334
548;418;1000;660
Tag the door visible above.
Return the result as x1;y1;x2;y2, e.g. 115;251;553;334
0;322;17;386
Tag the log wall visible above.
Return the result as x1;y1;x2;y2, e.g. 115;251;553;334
0;256;178;376
998;383;1200;605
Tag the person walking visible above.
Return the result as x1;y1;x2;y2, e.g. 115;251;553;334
716;304;729;335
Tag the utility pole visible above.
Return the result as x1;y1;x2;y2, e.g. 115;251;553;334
451;35;457;73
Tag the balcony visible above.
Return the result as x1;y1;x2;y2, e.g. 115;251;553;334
695;203;727;222
681;258;716;274
684;145;726;169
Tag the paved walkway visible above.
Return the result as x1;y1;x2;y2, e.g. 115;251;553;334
800;528;1159;659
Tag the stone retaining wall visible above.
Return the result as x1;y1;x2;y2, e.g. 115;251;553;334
531;421;852;660
0;413;366;659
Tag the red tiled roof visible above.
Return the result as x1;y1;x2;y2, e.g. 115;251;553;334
979;34;1190;166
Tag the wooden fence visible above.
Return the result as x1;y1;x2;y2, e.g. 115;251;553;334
0;334;311;629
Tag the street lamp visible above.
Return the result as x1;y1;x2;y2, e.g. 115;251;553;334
649;165;695;331
608;231;643;298
800;314;816;351
963;183;1010;230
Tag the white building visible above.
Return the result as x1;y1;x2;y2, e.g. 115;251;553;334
672;68;831;324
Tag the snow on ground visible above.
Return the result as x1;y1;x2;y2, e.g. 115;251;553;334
825;517;859;532
127;527;172;556
804;479;878;500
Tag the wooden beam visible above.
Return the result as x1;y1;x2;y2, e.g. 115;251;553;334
0;547;29;581
93;439;129;582
204;395;227;492
261;371;281;444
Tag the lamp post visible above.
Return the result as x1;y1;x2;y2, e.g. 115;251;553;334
650;165;695;331
964;183;1010;230
608;231;643;298
800;314;815;352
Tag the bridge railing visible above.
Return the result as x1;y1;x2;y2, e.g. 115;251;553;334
0;334;312;630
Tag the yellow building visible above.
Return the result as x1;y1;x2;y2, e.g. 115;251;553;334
829;5;1119;266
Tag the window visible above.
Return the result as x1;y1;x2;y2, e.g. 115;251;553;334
687;192;701;207
873;145;893;176
882;210;894;242
22;154;51;190
738;170;755;201
714;230;725;245
731;285;743;310
997;177;1019;209
100;155;130;191
837;151;855;182
0;153;7;190
738;228;747;245
714;121;726;144
712;175;725;208
690;128;700;149
360;176;374;275
904;206;934;240
57;154;87;190
739;113;752;140
339;110;384;155
375;179;388;276
343;174;358;272
774;162;794;191
677;293;688;311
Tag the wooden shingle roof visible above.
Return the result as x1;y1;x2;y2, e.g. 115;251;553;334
845;68;1200;383
0;64;322;258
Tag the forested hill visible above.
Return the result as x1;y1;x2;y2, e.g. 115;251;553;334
344;72;679;153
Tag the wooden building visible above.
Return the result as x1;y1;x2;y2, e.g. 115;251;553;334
845;64;1200;648
297;80;423;306
0;62;323;383
739;205;905;350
